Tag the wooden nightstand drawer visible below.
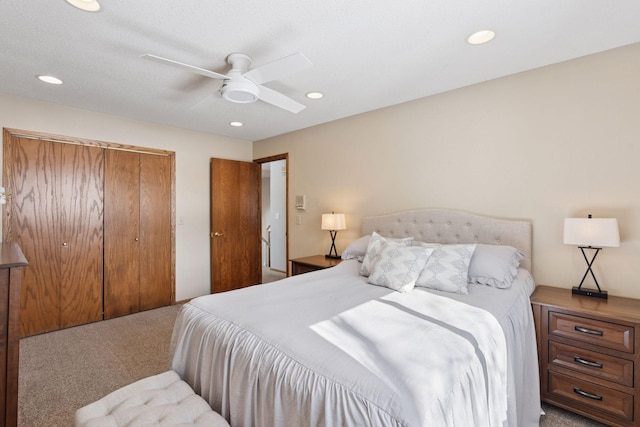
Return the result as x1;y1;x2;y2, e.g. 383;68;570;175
549;311;634;353
292;263;321;275
549;341;634;387
290;255;342;276
548;371;634;422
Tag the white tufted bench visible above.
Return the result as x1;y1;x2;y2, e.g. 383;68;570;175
74;370;229;427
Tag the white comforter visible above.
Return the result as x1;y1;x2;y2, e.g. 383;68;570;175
171;260;539;426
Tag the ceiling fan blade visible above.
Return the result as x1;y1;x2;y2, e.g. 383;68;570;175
141;54;229;80
243;52;312;85
257;85;306;114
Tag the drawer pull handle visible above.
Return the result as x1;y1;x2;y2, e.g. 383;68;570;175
573;387;603;401
573;356;603;369
574;325;603;336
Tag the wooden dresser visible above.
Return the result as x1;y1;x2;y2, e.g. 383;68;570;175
531;285;640;427
0;242;28;427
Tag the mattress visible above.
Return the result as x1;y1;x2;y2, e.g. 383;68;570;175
170;259;541;426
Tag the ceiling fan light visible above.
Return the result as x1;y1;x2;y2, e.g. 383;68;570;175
221;80;259;103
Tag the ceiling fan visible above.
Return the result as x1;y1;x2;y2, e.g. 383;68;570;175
141;51;312;114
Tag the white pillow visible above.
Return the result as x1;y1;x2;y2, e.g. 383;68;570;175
468;244;524;288
341;235;371;261
415;244;476;294
368;244;434;293
360;232;413;277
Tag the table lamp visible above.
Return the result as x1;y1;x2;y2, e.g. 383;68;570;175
563;214;619;299
321;212;346;259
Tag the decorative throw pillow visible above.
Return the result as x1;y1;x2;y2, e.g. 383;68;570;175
368;244;434;292
415;244;476;294
341;235;371;261
468;244;524;288
360;232;413;277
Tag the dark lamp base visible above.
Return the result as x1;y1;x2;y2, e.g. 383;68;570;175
572;286;608;299
325;254;341;259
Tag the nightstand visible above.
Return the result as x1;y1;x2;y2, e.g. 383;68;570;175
290;255;342;276
531;285;640;427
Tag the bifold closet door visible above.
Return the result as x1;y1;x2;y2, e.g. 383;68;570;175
5;136;104;337
104;150;140;318
58;141;104;329
104;149;171;319
139;153;171;311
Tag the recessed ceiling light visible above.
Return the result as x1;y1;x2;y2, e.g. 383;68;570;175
306;92;324;99
65;0;101;12
467;30;495;45
229;121;244;127
36;75;63;85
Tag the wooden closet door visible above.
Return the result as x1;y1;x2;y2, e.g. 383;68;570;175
7;137;61;336
5;136;104;336
58;143;104;329
104;150;140;319
139;153;171;311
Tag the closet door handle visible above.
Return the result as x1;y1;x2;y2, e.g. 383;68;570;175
62;242;68;247
214;231;225;237
135;237;139;241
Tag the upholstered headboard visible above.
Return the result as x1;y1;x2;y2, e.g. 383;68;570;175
361;209;532;272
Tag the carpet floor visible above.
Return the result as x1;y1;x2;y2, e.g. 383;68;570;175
19;305;180;427
18;302;609;426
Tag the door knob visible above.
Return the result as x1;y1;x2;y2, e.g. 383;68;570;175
214;231;225;237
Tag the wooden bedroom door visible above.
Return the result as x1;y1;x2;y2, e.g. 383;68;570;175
104;150;172;318
3;134;104;337
210;158;261;293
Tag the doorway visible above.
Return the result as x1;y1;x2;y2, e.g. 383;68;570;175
255;154;288;282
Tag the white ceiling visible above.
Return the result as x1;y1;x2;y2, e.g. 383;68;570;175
1;1;640;142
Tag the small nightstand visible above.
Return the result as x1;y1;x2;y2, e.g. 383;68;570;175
290;255;342;276
531;285;640;427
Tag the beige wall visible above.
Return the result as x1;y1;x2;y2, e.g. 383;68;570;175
254;42;640;299
0;93;253;301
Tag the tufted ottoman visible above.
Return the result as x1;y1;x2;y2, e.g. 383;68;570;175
74;370;229;427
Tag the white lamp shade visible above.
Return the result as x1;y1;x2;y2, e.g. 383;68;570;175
563;217;620;248
321;213;346;231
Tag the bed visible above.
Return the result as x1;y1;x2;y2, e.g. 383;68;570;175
170;209;541;426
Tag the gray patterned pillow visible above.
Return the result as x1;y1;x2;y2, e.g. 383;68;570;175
415;244;476;294
360;232;413;277
368;244;434;292
468;244;524;288
341;235;371;261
